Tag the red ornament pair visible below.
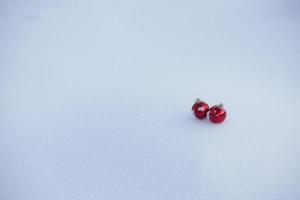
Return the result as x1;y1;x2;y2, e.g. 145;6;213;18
192;98;227;123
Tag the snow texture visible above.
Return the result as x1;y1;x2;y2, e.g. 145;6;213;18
0;0;300;199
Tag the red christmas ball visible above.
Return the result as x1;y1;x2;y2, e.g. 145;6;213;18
192;98;210;119
209;103;227;123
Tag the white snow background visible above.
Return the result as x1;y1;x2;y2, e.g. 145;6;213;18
0;0;300;199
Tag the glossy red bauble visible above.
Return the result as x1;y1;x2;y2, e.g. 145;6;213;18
209;103;227;123
192;98;210;119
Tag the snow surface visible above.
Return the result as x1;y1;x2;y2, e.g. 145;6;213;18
1;0;300;199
